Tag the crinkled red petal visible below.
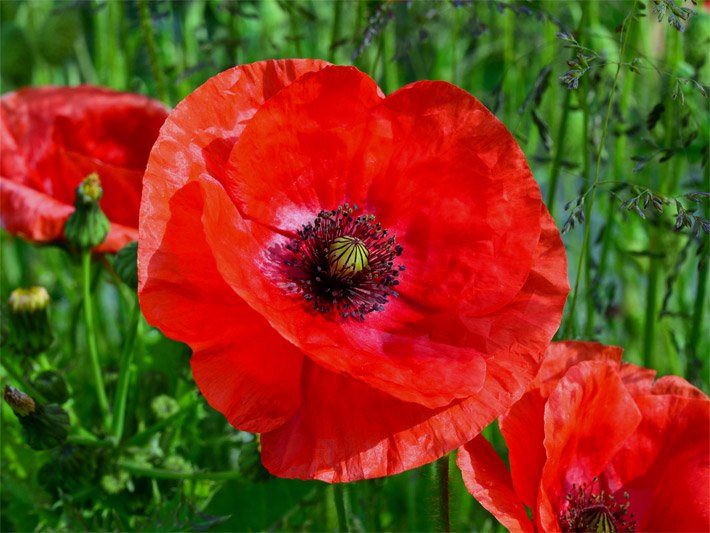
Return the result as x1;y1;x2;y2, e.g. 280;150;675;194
498;388;547;513
605;393;710;531
457;435;534;533
259;205;568;481
534;341;623;397
538;361;642;531
139;60;330;431
204;66;563;408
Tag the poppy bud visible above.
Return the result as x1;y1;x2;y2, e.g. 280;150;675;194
114;241;138;290
5;286;53;356
32;370;70;405
38;444;96;495
3;385;70;450
64;172;110;250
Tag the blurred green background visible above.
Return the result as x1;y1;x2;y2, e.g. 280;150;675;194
1;0;708;531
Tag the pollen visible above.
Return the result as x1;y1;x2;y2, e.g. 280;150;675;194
283;203;404;320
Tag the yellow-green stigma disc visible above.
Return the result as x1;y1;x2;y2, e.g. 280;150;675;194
328;236;369;277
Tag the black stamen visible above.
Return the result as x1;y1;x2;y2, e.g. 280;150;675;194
283;204;404;320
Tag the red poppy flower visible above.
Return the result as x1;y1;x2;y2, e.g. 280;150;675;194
1;86;168;252
458;341;710;532
138;59;569;481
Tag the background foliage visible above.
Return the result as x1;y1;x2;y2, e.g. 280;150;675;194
1;0;708;531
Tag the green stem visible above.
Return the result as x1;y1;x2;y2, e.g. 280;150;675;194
333;483;352;533
687;140;709;382
643;252;659;367
137;0;169;104
546;89;571;214
118;461;244;481
110;297;141;443
564;1;637;338
82;250;110;427
0;357;47;403
436;455;450;532
329;0;343;62
66;434;113;448
125;396;200;446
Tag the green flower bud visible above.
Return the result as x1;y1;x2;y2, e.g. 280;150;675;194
151;394;179;420
4;385;70;451
101;470;130;494
32;370;70;405
5;287;53;356
64;173;110;250
115;241;138;290
38;444;96;495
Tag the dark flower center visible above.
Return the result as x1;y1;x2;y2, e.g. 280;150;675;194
284;204;404;320
560;478;635;533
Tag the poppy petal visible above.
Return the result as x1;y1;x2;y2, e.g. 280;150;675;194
202;65;565;408
457;435;535;533
498;388;547;512
606;393;710;531
141;180;303;432
259;205;568;481
138;60;331;431
535;341;623;397
538;360;642;531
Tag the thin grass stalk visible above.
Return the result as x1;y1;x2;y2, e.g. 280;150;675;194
546;90;572;214
688;160;709;382
333;483;352;532
329;0;343;63
137;0;169;104
564;1;638;338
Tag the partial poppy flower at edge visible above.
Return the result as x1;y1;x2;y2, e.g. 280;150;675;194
0;86;168;252
138;59;570;482
457;341;710;532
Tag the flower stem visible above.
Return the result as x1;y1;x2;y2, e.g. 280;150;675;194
81;250;110;428
110;296;141;443
436;455;450;532
118;460;244;481
333;483;352;533
0;356;47;403
564;1;637;338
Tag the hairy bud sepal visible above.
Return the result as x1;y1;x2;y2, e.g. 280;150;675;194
4;385;70;450
64;173;110;250
5;287;53;356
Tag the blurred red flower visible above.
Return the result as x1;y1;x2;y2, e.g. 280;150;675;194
1;86;168;252
458;341;710;532
138;59;569;482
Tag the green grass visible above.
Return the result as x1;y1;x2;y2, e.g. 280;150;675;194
1;0;708;531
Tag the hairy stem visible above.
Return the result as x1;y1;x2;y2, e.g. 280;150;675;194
436;455;450;532
82;250;110;428
333;483;352;533
110;296;141;443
